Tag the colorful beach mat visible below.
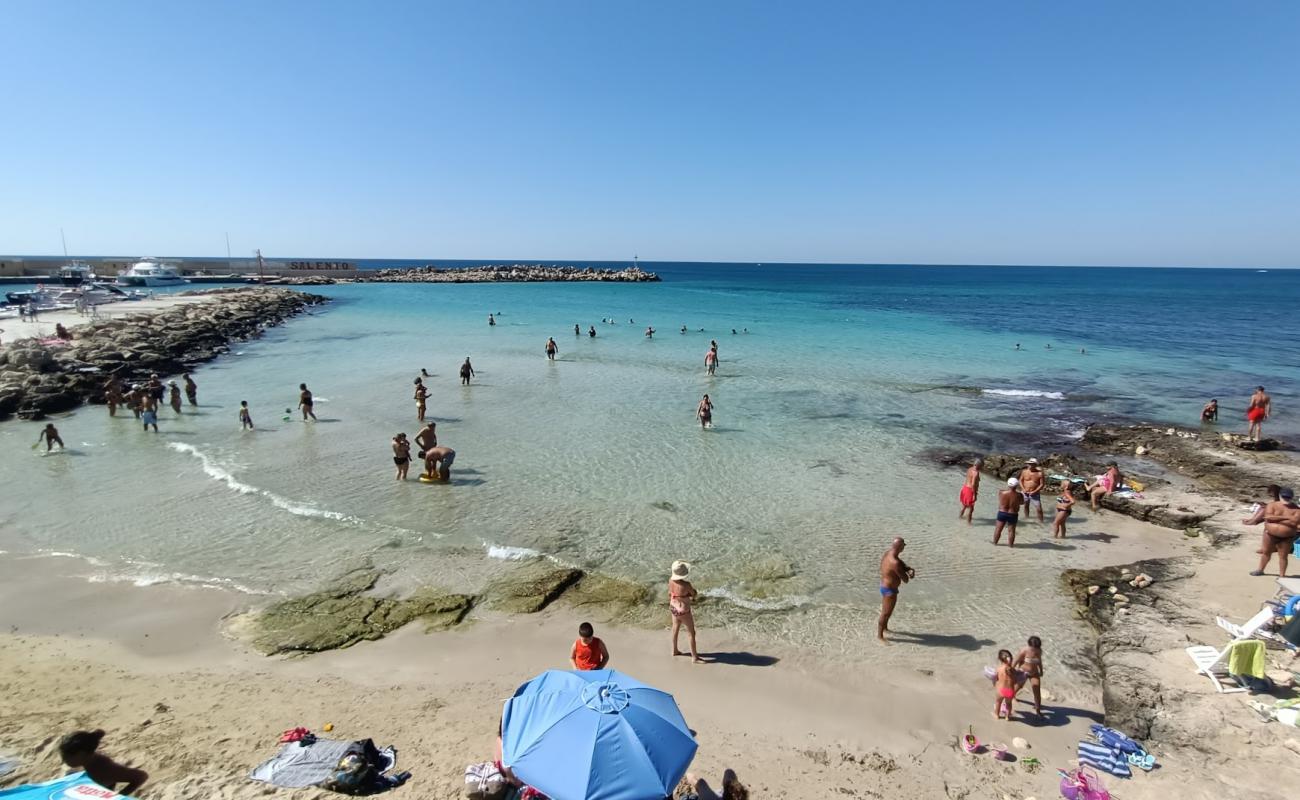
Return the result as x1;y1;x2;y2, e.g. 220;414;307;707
0;772;122;799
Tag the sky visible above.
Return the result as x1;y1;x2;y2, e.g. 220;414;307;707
1;1;1297;267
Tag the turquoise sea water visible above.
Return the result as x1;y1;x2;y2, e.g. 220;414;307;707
2;264;1297;661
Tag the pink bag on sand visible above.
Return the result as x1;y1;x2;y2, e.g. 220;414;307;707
1059;766;1109;800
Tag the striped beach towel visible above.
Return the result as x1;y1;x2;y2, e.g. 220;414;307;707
1077;740;1132;778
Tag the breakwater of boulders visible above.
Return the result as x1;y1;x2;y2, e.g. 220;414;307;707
0;288;328;419
355;264;660;283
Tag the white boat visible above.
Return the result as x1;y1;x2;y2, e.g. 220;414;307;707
116;258;188;287
58;261;97;286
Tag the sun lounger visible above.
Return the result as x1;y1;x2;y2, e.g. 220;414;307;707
1185;643;1249;693
1215;607;1278;642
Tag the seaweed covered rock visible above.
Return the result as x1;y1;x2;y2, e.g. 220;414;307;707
483;566;584;613
249;568;473;655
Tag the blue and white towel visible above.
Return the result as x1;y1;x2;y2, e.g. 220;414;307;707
1077;740;1132;778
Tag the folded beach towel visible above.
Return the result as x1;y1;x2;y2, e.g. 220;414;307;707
1088;724;1145;755
1077;741;1131;778
1226;639;1265;679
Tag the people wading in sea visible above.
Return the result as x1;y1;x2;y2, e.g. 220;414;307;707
696;394;713;429
588;325;596;338
1247;386;1271;441
239;401;254;430
392;433;411;480
1201;398;1218;423
958;457;982;525
705;346;718;375
669;561;702;663
460;357;475;385
878;537;914;643
104;379;122;417
423;445;456;481
168;381;182;414
298;383;317;421
36;423;64;452
993;478;1022;546
545;338;558;360
1018;458;1046;524
141;393;159;432
574;324;580;336
488;313;495;326
183;373;197;406
413;378;429;422
415;421;437;460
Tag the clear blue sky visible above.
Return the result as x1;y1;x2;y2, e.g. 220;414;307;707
2;1;1297;266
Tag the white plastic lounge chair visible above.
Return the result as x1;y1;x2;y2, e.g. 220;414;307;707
1216;607;1278;642
1185;643;1248;693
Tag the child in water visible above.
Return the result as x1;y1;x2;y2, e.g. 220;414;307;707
239;401;254;430
994;649;1017;721
59;729;149;796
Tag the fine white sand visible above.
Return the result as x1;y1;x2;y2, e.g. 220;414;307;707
0;294;214;343
1;533;1297;800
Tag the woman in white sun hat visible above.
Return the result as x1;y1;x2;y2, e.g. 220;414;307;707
669;560;702;663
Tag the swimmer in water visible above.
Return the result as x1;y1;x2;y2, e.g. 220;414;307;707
574;324;580;336
731;329;737;335
239;401;254;430
488;314;495;326
680;325;687;334
168;381;182;414
588;326;596;338
460;357;475;385
37;423;64;452
392;432;411;480
645;326;655;338
696;394;713;429
298;383;317;421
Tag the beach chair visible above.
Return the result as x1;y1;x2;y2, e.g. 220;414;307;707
1215;607;1278;642
1184;643;1247;693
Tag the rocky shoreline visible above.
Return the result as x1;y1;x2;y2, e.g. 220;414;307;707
0;288;328;419
352;263;660;283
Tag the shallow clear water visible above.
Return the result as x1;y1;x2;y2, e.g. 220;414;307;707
2;264;1297;662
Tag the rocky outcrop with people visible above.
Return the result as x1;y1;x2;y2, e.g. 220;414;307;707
355;264;660;283
0;288;328;420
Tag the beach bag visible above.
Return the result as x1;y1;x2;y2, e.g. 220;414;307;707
464;762;508;800
1059;766;1109;800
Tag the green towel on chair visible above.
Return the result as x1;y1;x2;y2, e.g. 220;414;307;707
1226;639;1265;679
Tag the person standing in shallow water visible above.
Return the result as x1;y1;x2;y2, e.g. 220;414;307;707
104;379;122;417
37;423;64;452
669;561;702;663
392;433;411;480
545;337;558;360
705;346;718;375
696;394;713;429
878;537;914;643
488;313;495;326
168;381;182;414
141;392;159;432
1201;399;1218;423
994;478;1023;546
298;383;317;421
958;457;982;525
1247;386;1271;441
413;378;429;422
574;324;580;336
239;401;254;430
183;373;197;406
460;357;475;385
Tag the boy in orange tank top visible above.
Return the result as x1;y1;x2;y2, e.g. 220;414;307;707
570;622;610;670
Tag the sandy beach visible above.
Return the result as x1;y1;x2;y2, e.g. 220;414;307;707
1;514;1298;800
0;294;215;343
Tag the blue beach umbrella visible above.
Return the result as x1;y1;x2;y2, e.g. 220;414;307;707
501;669;697;800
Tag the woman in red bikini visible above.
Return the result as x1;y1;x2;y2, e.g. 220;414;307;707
669;560;702;663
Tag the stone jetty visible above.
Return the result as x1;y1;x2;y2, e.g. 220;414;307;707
0;287;328;419
355;263;659;283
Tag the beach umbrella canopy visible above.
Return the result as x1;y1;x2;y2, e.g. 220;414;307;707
501;669;697;800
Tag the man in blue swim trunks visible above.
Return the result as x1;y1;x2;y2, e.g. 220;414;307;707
878;537;915;643
994;477;1023;546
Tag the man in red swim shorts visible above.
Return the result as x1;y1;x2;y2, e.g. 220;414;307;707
1247;386;1271;442
958;457;983;525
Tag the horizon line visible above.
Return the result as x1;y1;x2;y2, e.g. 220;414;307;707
1;253;1295;271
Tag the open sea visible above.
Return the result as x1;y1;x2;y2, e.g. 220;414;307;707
2;262;1298;666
